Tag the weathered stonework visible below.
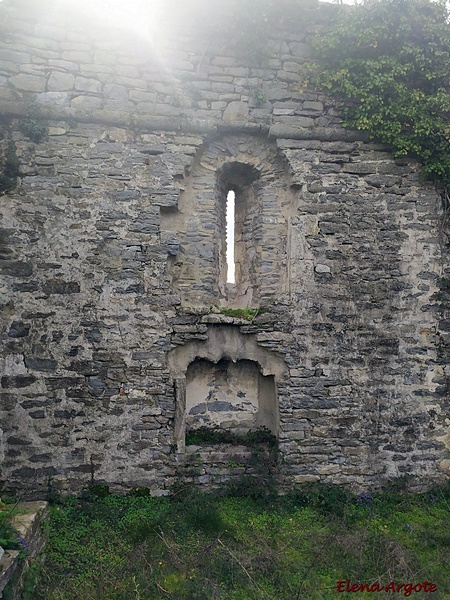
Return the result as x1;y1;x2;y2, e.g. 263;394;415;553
0;501;48;599
0;0;449;496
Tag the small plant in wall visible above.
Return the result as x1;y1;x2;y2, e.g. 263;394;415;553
19;104;49;143
218;307;262;321
0;502;27;559
308;0;450;186
185;425;277;449
252;88;267;107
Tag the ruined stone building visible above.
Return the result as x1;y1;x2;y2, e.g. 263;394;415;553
0;0;449;496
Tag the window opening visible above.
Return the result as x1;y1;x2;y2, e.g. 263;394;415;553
217;161;260;305
226;190;235;283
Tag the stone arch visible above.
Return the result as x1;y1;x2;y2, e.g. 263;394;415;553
167;325;286;452
160;134;295;308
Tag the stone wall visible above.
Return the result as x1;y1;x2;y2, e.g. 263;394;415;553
0;0;449;496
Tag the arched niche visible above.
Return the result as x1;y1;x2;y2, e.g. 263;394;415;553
160;134;294;308
168;326;286;452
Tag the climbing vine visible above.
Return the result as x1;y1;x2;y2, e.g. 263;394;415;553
0;122;19;195
308;0;450;185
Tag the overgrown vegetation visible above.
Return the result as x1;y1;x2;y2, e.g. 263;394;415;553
19;104;49;143
184;427;279;500
15;482;450;599
309;0;450;185
0;137;19;195
0;501;25;554
186;426;277;448
217;307;261;321
252;88;267;107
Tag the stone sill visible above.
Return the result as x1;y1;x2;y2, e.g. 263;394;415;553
185;444;265;463
200;314;253;325
0;501;48;599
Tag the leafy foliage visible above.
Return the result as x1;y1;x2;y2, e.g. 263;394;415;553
309;0;450;184
19;104;49;143
0;509;21;551
217;307;261;321
185;426;277;449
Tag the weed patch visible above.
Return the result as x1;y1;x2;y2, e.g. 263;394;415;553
185;426;277;449
23;483;450;599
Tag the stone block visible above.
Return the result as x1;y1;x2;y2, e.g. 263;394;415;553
128;89;157;102
61;50;91;63
24;357;57;372
211;82;234;93
0;60;20;74
1;262;33;277
265;88;291;102
48;59;79;71
293;474;320;483
0;49;30;63
315;264;331;274
317;464;341;475
8;322;30;338
1;375;37;388
9;73;46;92
277;69;302;82
47;70;75;91
71;95;103;108
74;76;102;93
223;101;249;123
42;280;80;294
36;91;70;106
303;101;324;111
103;83;128;100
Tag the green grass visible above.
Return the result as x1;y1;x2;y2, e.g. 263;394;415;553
218;308;261;321
18;483;450;599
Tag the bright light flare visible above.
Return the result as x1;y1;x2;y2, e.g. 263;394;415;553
226;190;235;284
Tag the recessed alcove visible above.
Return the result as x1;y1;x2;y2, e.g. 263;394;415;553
159;134;294;308
186;358;276;437
168;325;286;453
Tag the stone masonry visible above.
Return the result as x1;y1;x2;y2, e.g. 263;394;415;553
0;0;449;496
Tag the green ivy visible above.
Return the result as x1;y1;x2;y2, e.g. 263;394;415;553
0;124;19;195
309;0;450;185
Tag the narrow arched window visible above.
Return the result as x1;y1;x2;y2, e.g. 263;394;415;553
216;162;260;306
226;190;235;284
